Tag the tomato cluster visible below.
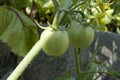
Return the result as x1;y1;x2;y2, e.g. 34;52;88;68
40;20;94;56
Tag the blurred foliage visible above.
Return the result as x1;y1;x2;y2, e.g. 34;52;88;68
0;0;33;10
1;0;120;33
109;0;120;33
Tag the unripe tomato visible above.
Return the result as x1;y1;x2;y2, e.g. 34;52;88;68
67;21;94;48
40;28;69;56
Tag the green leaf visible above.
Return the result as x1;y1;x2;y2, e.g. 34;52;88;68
0;7;38;57
82;62;98;80
0;7;12;35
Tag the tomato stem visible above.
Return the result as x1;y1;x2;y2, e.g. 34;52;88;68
58;0;72;24
7;40;42;80
74;48;81;80
52;11;59;29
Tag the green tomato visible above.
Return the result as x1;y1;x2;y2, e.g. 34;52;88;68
40;28;69;56
67;21;94;48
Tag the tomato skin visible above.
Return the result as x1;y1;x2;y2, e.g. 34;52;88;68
67;21;94;48
40;28;69;56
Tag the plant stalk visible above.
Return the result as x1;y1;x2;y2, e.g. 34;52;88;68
52;11;59;29
7;40;42;80
74;48;81;80
58;0;72;24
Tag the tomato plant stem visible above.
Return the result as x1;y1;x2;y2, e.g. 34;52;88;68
52;12;59;29
74;48;80;80
7;40;42;80
58;0;71;24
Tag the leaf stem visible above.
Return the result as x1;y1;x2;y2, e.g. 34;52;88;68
7;40;42;80
74;48;80;80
